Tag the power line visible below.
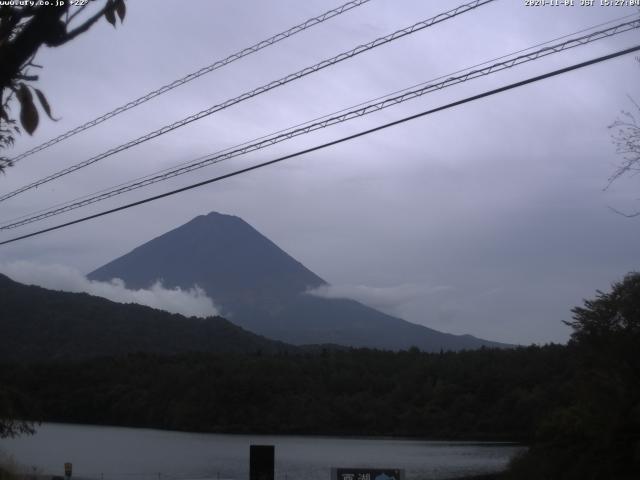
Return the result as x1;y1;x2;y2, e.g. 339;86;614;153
7;0;372;164
2;14;637;232
13;13;633;234
8;9;630;229
3;18;638;231
1;43;638;247
9;10;635;232
3;17;637;229
0;0;496;204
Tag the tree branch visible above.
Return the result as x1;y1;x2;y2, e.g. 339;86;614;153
15;74;38;81
59;2;112;44
66;3;89;26
607;205;640;218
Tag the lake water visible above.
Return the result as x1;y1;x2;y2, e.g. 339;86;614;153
0;423;524;480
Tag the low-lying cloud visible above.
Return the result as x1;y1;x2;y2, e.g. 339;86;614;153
1;260;219;318
307;282;452;316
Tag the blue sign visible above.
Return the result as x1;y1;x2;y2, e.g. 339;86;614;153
335;468;403;480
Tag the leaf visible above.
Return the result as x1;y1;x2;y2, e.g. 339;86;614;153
104;2;116;27
115;0;126;22
34;88;58;121
16;83;38;135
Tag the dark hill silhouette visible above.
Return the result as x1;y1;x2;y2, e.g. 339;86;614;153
89;212;508;351
0;273;292;362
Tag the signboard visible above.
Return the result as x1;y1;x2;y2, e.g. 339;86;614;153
333;468;404;480
64;463;72;478
250;445;274;480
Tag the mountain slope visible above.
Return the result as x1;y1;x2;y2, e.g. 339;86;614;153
0;273;292;362
89;212;508;351
90;212;325;307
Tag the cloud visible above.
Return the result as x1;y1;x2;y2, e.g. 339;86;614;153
1;261;219;318
307;282;452;316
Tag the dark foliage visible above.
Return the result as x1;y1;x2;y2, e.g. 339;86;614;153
0;1;126;172
505;272;640;480
0;273;294;362
0;384;37;438
0;345;571;440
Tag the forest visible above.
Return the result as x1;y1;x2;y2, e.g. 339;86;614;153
0;345;570;440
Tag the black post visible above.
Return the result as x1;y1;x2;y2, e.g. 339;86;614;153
250;445;274;480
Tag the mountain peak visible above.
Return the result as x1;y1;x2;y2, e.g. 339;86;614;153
89;212;326;308
194;211;242;222
185;211;248;230
89;213;507;351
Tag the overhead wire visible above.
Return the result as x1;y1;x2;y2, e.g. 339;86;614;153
6;9;633;229
0;0;496;204
6;0;373;164
2;17;638;231
6;11;636;231
1;44;638;247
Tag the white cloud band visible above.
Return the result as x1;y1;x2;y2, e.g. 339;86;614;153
306;282;452;315
1;260;219;319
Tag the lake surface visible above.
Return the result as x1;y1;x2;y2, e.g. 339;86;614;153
0;423;524;480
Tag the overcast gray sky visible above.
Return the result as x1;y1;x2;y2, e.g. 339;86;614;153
1;0;639;345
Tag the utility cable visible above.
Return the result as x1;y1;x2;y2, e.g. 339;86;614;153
6;9;633;229
0;0;495;203
2;18;638;230
1;43;637;247
6;0;372;164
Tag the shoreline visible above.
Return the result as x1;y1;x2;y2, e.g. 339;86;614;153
24;420;524;445
3;423;520;480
